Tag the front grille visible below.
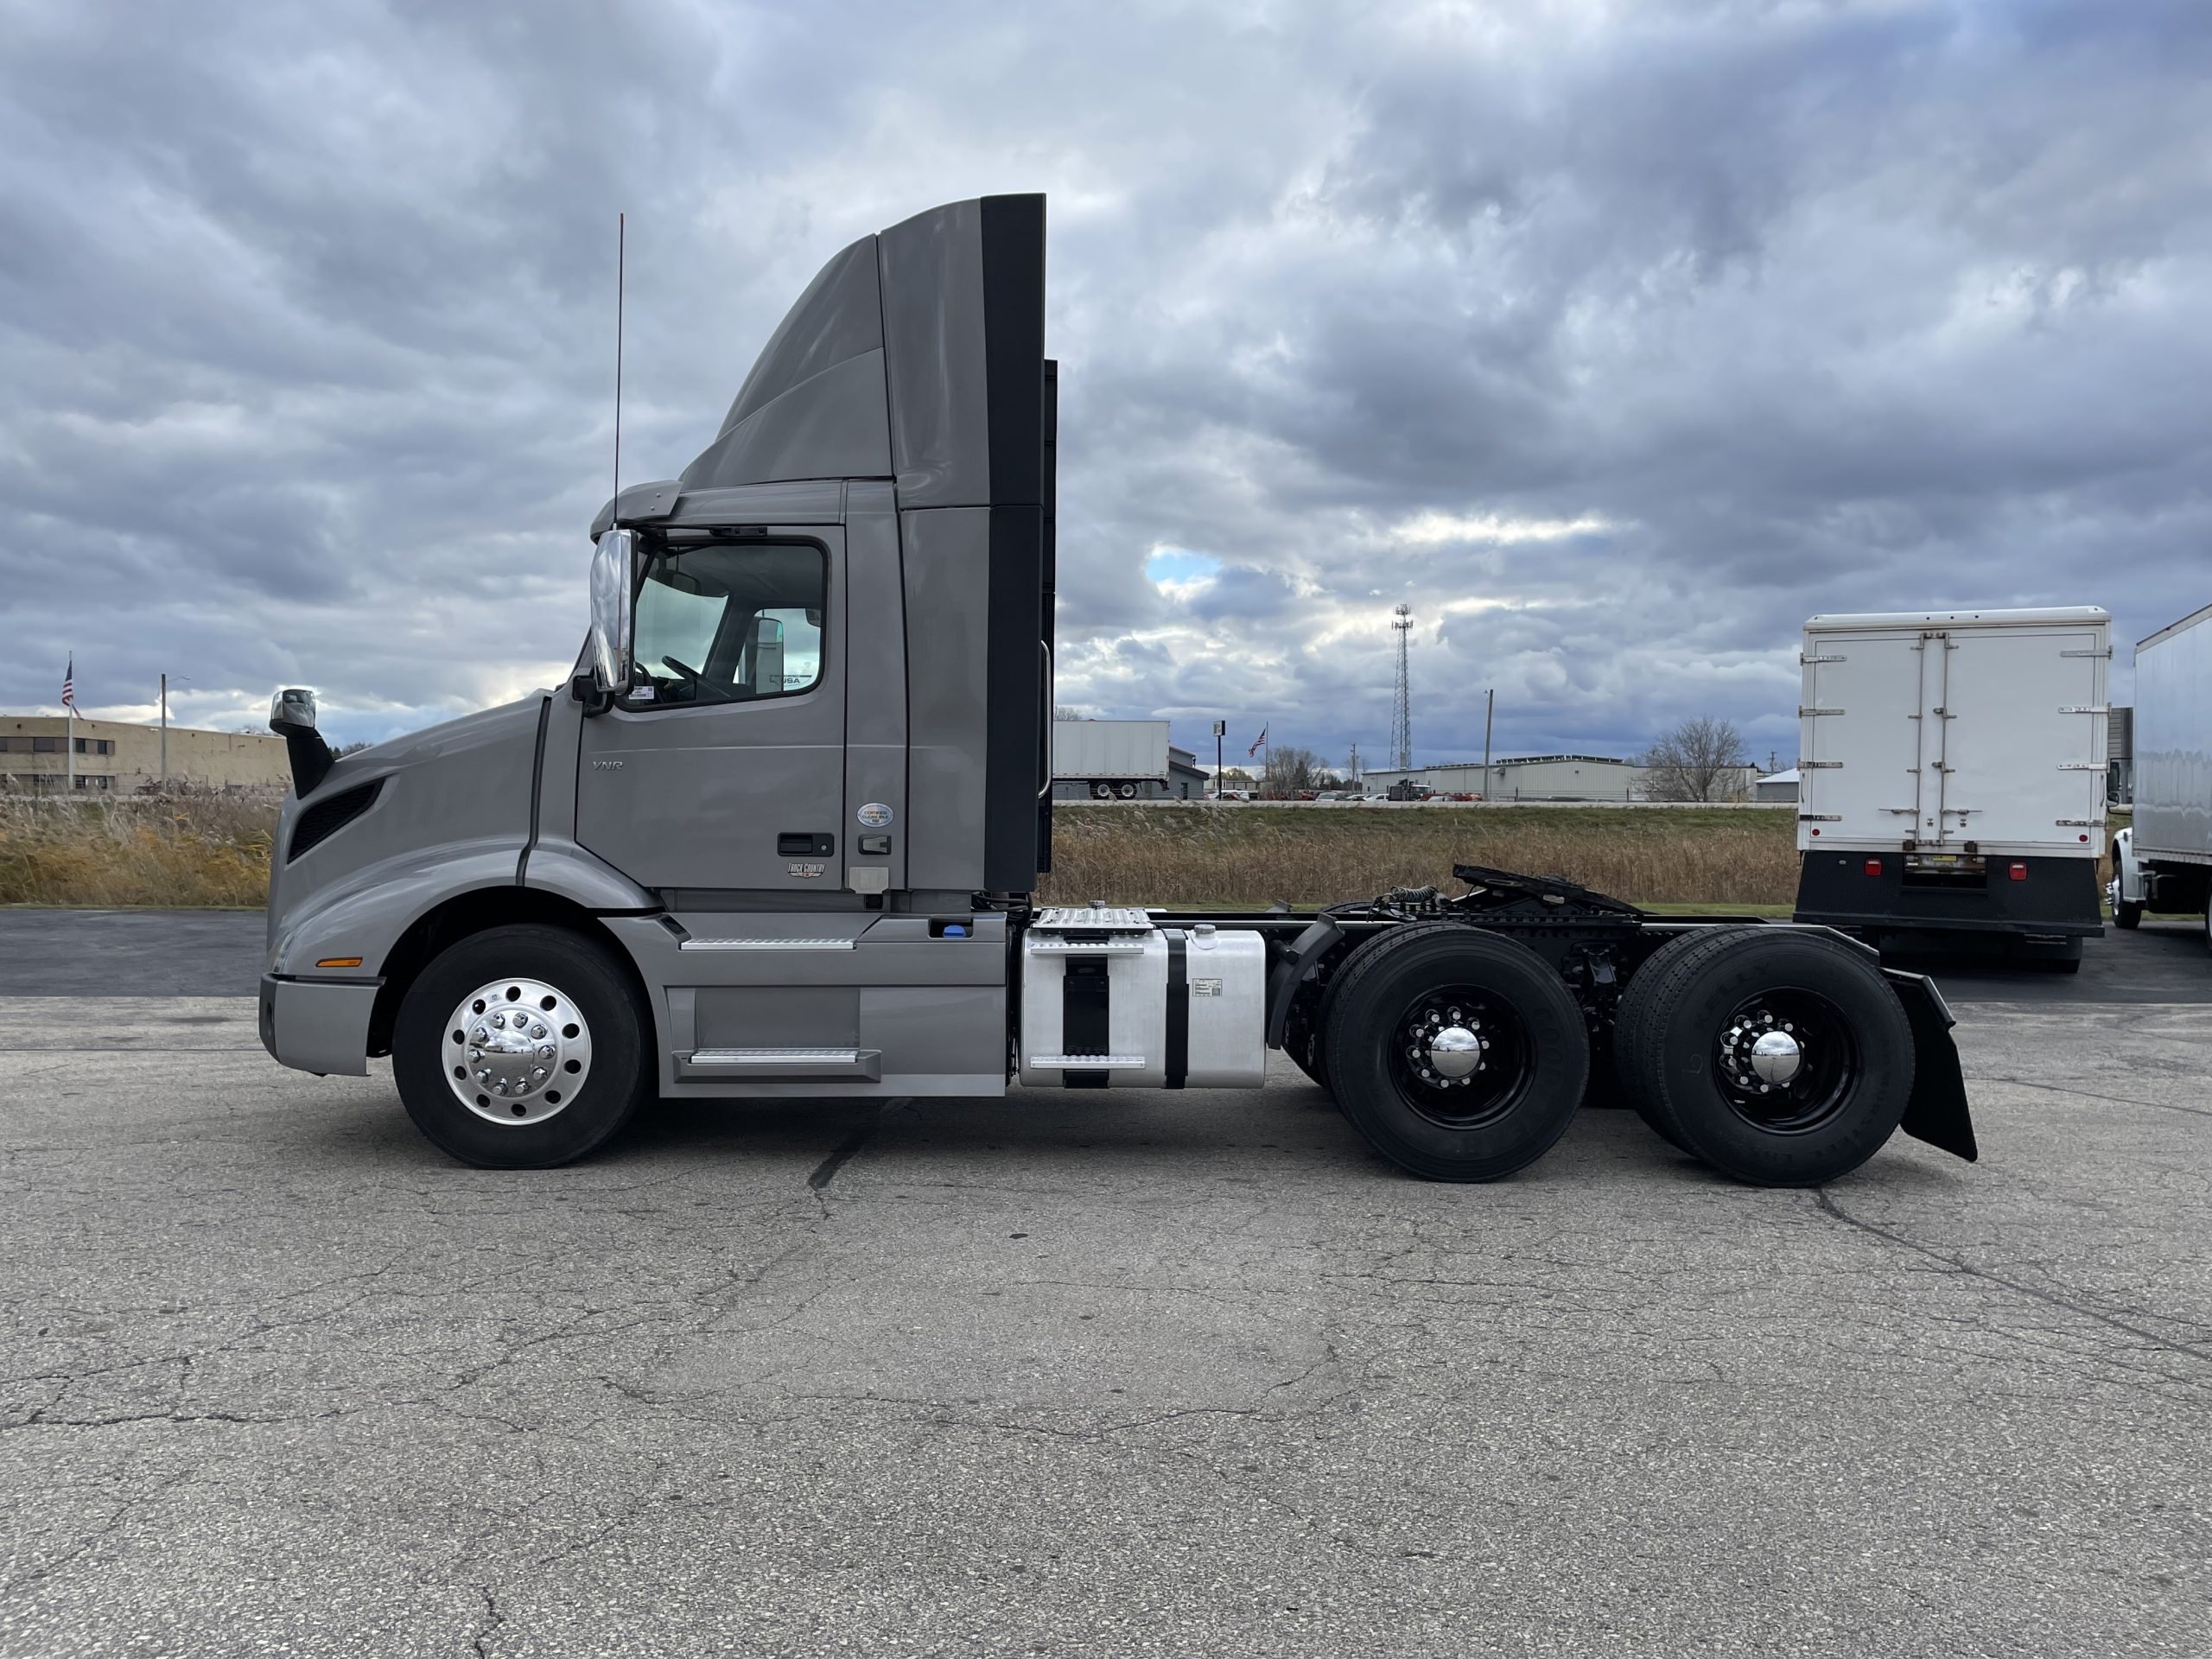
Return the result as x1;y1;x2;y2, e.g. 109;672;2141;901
288;780;382;863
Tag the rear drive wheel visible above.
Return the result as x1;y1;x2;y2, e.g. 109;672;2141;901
394;925;651;1168
1321;925;1588;1181
1617;929;1911;1185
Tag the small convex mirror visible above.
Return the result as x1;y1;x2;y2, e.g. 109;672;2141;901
588;529;636;695
269;687;318;735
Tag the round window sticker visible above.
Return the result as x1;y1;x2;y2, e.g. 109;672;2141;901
857;802;894;829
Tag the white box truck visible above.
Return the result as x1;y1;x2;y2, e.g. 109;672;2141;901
1053;718;1170;799
2109;604;2212;941
1793;607;2109;969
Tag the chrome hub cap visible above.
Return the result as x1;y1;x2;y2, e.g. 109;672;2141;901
1719;1008;1802;1096
441;977;592;1126
1748;1029;1802;1084
1426;1024;1484;1078
1402;1004;1491;1088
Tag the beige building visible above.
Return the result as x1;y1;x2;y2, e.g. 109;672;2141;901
0;715;290;795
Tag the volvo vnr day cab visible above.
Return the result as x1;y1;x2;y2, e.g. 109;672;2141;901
2110;603;2212;942
259;195;1975;1186
1792;607;2110;970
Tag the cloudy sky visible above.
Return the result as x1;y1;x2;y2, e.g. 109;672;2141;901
3;0;2208;772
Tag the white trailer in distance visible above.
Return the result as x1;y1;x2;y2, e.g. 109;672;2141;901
1793;607;2109;969
1053;718;1170;799
2110;603;2212;941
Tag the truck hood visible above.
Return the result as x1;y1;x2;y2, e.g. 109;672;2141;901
267;693;550;960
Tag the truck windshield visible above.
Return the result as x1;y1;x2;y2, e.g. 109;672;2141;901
630;542;825;703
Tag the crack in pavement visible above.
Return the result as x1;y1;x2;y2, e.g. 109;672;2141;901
470;1585;505;1657
1811;1188;2212;1376
1974;1076;2212;1120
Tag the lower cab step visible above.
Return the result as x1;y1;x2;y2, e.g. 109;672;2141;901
674;1046;883;1083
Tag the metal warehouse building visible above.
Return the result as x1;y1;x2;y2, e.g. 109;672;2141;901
1363;755;1649;801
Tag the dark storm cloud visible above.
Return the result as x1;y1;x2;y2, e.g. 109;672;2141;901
2;0;2207;767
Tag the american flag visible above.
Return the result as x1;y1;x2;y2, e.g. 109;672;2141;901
1248;725;1267;758
60;656;74;712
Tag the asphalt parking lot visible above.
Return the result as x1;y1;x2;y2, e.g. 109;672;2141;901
2;912;2207;1656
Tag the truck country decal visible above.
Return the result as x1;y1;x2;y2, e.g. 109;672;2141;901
786;861;827;880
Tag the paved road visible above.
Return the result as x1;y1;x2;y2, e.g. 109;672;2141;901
2;906;2208;1003
1;916;2207;1656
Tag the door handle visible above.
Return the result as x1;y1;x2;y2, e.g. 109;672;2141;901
778;833;835;857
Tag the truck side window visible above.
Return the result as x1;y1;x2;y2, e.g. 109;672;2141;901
627;541;826;706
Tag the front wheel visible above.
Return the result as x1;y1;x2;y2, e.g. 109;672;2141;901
393;925;652;1168
1321;925;1589;1181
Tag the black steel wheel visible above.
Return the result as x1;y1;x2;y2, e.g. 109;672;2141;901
394;925;652;1169
1616;929;1912;1185
1321;925;1588;1181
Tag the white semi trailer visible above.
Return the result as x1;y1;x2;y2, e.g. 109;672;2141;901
2110;604;2212;941
1053;719;1170;799
1793;607;2109;969
257;195;1975;1187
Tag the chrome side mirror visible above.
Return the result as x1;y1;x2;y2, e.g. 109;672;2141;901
582;530;636;710
269;687;319;735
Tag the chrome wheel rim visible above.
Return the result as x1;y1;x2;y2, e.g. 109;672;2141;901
441;977;593;1126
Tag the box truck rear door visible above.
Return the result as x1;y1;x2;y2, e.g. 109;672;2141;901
1935;623;2105;852
1803;631;1926;845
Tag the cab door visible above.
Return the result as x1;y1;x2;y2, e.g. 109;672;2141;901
576;530;845;893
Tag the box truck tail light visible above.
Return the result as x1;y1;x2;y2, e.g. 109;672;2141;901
2009;862;2028;881
1864;860;1882;876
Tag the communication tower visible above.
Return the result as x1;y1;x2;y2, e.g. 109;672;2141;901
1389;604;1414;772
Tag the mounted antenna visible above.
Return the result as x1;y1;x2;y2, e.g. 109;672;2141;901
612;211;626;514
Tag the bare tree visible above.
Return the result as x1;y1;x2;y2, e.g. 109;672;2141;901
1638;715;1751;802
1262;744;1321;798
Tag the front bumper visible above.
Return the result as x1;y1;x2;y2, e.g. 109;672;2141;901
259;974;381;1077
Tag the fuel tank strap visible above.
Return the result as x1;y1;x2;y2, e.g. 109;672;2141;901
1165;931;1189;1089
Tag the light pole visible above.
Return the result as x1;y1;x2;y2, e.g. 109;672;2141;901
161;675;190;791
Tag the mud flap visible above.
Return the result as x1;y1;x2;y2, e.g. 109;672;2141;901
1885;968;1977;1162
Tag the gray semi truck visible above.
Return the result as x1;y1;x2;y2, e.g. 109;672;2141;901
259;194;1975;1186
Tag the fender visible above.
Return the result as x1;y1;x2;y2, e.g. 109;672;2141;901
1264;917;1344;1049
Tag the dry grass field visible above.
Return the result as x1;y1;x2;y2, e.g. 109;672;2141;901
1039;804;1801;908
0;797;276;907
22;793;2088;913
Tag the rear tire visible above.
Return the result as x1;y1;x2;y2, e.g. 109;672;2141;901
2113;901;2142;931
1320;925;1588;1181
394;925;652;1169
1617;929;1911;1185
